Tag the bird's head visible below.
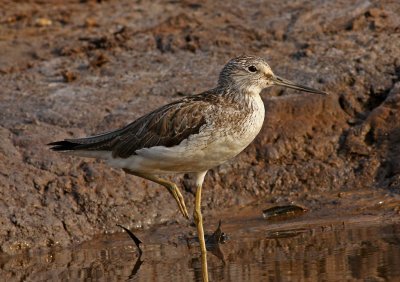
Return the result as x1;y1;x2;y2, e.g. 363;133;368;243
218;55;326;96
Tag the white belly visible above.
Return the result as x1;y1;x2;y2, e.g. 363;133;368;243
107;94;265;174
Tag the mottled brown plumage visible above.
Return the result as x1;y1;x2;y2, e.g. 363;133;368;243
49;95;207;156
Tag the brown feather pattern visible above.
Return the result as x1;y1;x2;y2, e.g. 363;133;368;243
48;93;214;158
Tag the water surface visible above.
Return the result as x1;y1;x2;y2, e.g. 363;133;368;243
1;216;399;281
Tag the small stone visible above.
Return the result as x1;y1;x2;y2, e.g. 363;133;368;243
35;18;52;27
61;70;77;82
90;53;109;68
85;18;98;28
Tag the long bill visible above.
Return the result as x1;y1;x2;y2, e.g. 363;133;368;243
272;75;327;95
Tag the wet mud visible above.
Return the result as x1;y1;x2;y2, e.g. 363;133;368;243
0;0;399;264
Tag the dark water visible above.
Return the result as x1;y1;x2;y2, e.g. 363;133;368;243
1;220;400;281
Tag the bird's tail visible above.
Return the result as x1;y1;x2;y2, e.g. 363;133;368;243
47;140;86;151
48;129;122;153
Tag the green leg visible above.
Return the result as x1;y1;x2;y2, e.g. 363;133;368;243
193;183;209;282
193;171;209;282
124;169;189;219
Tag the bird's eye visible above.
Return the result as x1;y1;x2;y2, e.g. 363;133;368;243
248;65;257;73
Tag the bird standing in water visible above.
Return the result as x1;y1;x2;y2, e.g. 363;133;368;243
49;55;326;282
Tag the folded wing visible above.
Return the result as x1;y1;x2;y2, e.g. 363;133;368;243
48;96;209;159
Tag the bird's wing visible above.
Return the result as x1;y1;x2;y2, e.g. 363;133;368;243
48;95;210;158
110;97;208;158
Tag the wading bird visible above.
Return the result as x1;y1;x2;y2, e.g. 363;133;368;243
49;55;326;282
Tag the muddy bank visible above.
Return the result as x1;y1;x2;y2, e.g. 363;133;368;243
0;0;399;255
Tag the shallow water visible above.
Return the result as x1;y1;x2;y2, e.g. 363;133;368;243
2;217;400;282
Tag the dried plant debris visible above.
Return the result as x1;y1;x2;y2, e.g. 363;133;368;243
186;220;228;262
205;220;228;246
117;224;143;255
262;205;308;221
205;220;227;262
266;228;309;239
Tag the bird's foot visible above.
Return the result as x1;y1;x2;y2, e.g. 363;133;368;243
170;186;190;219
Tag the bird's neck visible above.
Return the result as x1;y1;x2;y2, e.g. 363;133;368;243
242;84;263;97
215;85;263;108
